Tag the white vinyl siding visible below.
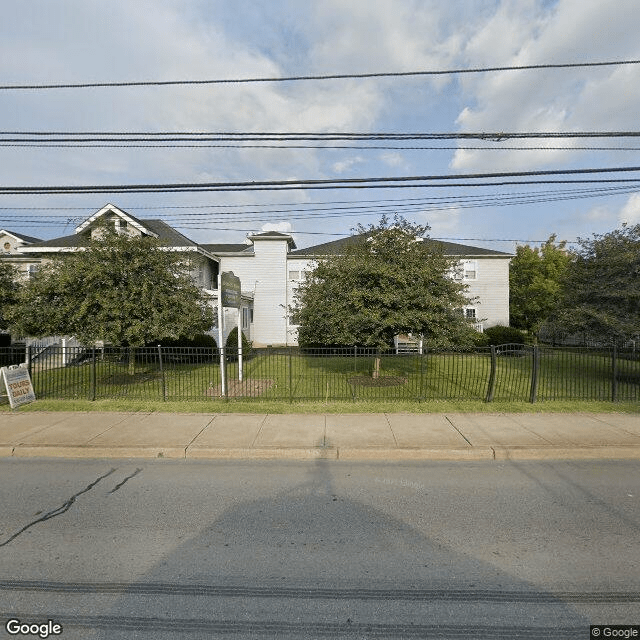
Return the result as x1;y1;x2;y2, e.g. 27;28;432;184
222;239;290;346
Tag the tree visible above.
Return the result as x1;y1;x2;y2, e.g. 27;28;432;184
548;223;640;343
509;235;570;336
9;227;215;372
0;261;19;332
290;216;477;375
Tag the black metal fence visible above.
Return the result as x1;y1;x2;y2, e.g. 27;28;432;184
1;344;638;404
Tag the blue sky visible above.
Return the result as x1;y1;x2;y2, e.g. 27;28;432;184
1;0;640;253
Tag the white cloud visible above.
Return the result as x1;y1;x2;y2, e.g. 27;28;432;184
419;207;461;235
261;221;293;233
452;0;640;172
379;152;406;168
619;193;640;224
332;156;364;173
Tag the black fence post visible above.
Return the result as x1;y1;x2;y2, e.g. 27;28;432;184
611;343;618;402
486;345;497;403
157;344;166;401
26;344;31;377
222;347;228;401
419;348;425;402
529;345;540;403
91;347;96;401
289;347;293;404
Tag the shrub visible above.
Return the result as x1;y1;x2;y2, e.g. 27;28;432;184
225;327;252;360
483;325;526;345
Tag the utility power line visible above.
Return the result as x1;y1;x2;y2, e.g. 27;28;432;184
3;165;640;194
0;59;638;90
3;130;640;140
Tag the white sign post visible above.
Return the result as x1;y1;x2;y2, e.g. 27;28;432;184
217;273;226;397
1;365;36;409
218;271;243;395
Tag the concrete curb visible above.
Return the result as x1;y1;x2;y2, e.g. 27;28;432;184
186;447;338;460
336;447;494;460
492;446;640;460
9;445;187;459
3;444;640;461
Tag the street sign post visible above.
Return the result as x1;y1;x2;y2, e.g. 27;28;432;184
218;271;244;394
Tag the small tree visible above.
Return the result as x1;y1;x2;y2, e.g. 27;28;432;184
290;216;477;376
225;326;252;360
509;235;570;337
9;227;215;373
549;223;640;343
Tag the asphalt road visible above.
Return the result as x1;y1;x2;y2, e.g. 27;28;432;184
0;458;638;639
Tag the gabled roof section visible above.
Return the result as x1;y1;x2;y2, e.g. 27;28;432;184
0;229;42;244
142;220;198;247
23;218;200;252
201;243;255;254
74;203;159;238
248;230;296;249
289;233;513;257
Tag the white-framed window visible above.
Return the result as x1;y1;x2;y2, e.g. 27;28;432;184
463;260;478;280
464;307;477;320
242;307;253;329
288;269;306;281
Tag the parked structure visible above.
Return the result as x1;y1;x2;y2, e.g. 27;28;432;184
2;204;513;347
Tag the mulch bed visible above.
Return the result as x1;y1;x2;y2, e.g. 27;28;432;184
205;378;275;398
348;376;408;387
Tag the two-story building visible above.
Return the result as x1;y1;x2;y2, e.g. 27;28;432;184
2;204;513;347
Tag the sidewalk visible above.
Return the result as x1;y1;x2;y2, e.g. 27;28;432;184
1;411;640;460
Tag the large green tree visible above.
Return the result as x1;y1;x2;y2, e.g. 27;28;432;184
0;261;19;332
9;228;215;370
509;234;570;336
548;223;640;343
290;216;477;370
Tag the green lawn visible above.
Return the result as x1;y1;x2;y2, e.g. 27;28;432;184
19;348;639;405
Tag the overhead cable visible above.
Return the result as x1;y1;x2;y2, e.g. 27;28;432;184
0;59;638;90
3;165;640;194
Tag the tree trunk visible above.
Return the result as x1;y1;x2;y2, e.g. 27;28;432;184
128;346;136;376
373;353;381;379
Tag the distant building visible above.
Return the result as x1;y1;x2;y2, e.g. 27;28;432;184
2;204;513;347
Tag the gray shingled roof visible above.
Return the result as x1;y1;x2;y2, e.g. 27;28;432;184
290;233;512;257
201;243;254;254
28;219;199;249
0;230;42;243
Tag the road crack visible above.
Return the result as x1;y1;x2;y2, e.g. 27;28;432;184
0;468;117;547
108;468;142;494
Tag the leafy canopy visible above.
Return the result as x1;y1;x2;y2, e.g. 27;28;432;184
549;223;640;343
0;261;20;332
290;216;477;351
9;227;215;346
509;234;570;335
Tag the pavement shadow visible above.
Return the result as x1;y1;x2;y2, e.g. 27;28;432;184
92;457;588;639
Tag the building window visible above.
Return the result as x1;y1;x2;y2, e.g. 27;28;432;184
463;260;477;280
465;308;477;320
288;270;300;280
242;307;253;329
3;242;11;252
28;264;39;279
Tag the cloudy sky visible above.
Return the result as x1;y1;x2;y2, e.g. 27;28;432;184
2;0;640;252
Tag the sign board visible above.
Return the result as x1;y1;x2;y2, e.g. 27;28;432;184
2;365;36;409
220;271;241;308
